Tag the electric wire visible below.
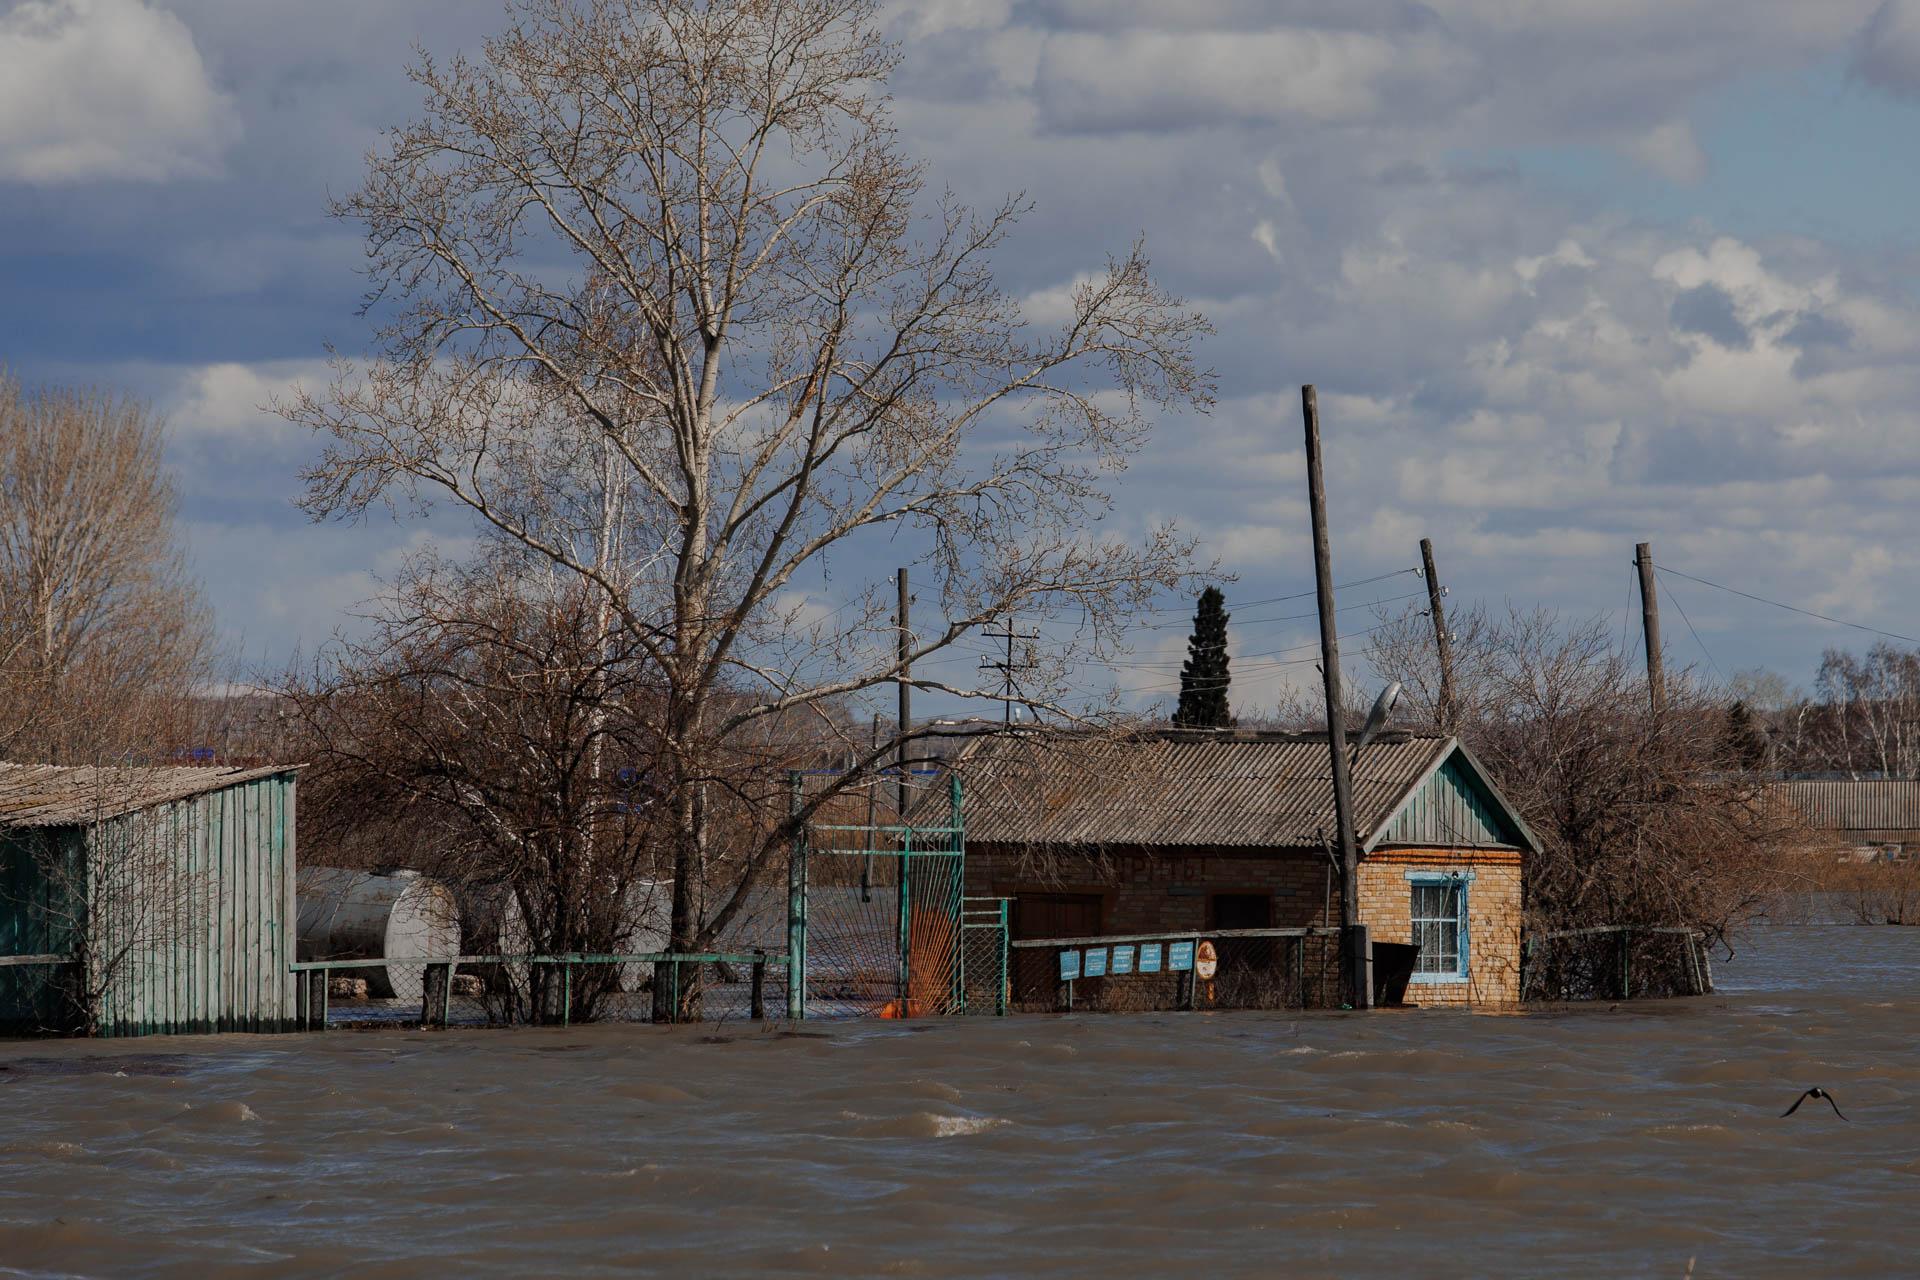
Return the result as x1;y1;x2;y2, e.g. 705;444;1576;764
1656;575;1724;681
1654;564;1920;647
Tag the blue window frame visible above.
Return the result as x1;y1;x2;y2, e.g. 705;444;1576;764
1407;873;1470;982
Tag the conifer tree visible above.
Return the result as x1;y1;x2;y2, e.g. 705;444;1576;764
1174;587;1233;728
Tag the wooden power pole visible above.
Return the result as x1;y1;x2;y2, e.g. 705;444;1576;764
1420;537;1455;734
1635;542;1664;714
1302;385;1369;1009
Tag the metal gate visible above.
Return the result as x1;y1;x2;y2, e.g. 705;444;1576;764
961;898;1010;1015
786;773;969;1018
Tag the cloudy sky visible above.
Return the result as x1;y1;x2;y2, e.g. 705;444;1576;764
7;0;1920;712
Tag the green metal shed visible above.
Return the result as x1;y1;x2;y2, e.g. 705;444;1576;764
0;764;300;1037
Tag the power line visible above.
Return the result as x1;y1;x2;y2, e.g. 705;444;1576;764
1656;575;1723;681
1654;564;1920;647
1138;568;1421;615
1129;590;1426;632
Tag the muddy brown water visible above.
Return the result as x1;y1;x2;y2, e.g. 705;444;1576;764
3;927;1918;1278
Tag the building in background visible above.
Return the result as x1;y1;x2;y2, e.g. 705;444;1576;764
951;729;1538;1008
0;765;299;1036
1769;779;1920;862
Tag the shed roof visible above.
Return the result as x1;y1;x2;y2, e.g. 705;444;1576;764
946;728;1536;853
1769;779;1920;835
0;764;298;830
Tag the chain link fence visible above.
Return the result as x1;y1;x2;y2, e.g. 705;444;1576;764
960;899;1009;1015
1521;926;1710;1001
292;952;787;1029
1009;929;1342;1014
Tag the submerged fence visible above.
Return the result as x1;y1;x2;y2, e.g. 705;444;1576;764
1521;926;1711;1001
1009;928;1343;1014
290;952;787;1029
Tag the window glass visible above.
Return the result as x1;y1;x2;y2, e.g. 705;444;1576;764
1410;881;1464;976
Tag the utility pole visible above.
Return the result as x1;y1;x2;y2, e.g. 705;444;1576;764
1420;537;1456;734
1635;542;1664;715
979;615;1040;727
1302;385;1369;1010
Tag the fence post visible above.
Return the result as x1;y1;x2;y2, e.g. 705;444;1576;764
422;963;450;1029
1618;929;1630;1000
562;961;572;1028
897;828;913;1004
998;900;1009;1017
751;951;767;1020
787;771;806;1021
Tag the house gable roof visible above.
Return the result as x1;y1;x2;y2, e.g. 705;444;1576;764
948;729;1537;854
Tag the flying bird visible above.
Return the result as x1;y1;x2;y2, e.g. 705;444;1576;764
1780;1087;1848;1121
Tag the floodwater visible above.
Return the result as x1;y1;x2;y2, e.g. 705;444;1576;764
3;929;1918;1278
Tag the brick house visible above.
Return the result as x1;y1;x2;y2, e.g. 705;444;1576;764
950;728;1538;1007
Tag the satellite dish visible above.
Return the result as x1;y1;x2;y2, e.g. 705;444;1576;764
1354;681;1403;752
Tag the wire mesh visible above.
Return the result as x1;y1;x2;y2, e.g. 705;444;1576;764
794;769;968;1019
799;855;966;1017
960;899;1009;1016
1009;931;1341;1014
1521;927;1709;1001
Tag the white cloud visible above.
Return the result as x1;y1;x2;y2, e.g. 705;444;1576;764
165;360;325;442
1625;119;1709;184
1033;26;1477;132
0;0;238;183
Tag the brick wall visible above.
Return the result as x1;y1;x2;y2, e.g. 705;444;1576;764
967;843;1337;935
1356;849;1523;1007
967;841;1524;1008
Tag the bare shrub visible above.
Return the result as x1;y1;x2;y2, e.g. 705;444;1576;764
1369;604;1817;949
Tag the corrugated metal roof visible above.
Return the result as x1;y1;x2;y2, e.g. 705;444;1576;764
949;730;1495;850
0;764;299;829
1770;780;1920;834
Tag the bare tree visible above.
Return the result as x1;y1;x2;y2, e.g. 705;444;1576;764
1368;603;1815;950
0;372;214;762
285;0;1212;1013
1810;643;1920;779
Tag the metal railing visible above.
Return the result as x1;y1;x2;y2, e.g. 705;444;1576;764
1009;928;1342;1013
290;951;787;1029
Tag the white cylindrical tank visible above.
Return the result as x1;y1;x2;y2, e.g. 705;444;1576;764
297;868;461;1002
493;879;672;991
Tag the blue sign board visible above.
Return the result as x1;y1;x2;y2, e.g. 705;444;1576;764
1110;945;1135;975
1083;947;1109;978
1169;941;1195;972
1059;950;1081;981
1138;943;1162;973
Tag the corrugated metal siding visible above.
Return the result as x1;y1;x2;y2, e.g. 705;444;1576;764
955;732;1449;848
1770;780;1920;834
78;773;297;1037
1379;754;1525;848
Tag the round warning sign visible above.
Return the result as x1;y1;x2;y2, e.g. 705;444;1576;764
1195;939;1219;980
